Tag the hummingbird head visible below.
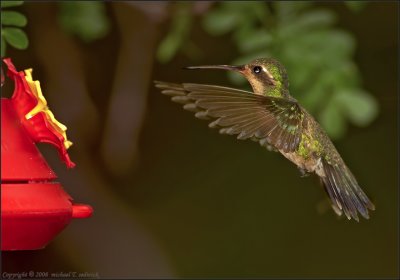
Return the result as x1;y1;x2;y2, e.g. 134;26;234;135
185;58;290;98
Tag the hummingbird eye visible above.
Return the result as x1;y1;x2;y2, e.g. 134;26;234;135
253;66;262;74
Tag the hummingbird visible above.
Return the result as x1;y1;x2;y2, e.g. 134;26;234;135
154;58;375;221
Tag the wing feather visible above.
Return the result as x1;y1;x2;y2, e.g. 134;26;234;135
155;81;304;153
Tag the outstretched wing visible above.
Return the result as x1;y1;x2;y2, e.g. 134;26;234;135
155;81;305;153
321;158;375;221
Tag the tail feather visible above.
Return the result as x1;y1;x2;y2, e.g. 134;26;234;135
321;159;375;221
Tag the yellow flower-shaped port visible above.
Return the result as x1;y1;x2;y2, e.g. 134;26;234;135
3;58;75;168
24;69;73;150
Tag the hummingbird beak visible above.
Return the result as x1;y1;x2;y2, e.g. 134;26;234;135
184;64;245;73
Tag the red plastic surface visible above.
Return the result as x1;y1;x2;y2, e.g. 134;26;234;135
3;58;75;168
1;60;93;251
1;183;93;251
1;99;57;181
72;204;94;219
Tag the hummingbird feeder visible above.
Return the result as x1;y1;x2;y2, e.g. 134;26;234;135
1;58;93;251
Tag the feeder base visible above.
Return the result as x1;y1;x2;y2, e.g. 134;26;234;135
1;183;92;251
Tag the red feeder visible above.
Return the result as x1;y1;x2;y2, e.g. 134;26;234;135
1;58;93;251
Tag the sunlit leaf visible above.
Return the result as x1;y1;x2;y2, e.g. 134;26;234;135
232;23;254;44
245;2;269;22
298;68;337;110
345;1;367;13
157;3;191;63
289;30;355;63
58;2;110;42
279;9;336;38
336;89;379;126
222;1;267;12
1;11;27;27
2;27;28;49
157;34;181;63
321;30;356;59
237;30;273;53
202;9;239;36
274;1;312;22
1;1;23;8
285;63;311;91
223;1;269;27
297;9;336;27
319;98;346;139
333;61;361;89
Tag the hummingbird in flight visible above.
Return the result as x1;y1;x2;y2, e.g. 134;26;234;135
154;58;375;221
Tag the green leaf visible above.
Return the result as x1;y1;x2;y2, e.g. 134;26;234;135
332;61;361;89
336;89;379;126
1;11;27;27
319;97;346;139
237;30;273;53
289;30;355;62
156;3;191;63
297;9;336;27
243;2;269;22
157;34;181;63
220;1;268;26
344;1;367;13
232;22;253;43
322;30;356;59
58;2;110;42
274;1;312;22
2;27;28;49
202;9;239;36
1;35;6;57
297;64;344;110
222;1;266;12
1;1;23;8
279;9;336;38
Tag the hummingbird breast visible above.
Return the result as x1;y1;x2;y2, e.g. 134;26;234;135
279;113;327;177
280;149;324;176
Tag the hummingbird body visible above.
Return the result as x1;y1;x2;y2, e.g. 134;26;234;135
155;58;375;221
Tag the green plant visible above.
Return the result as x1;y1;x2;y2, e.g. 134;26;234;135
202;2;378;139
156;2;197;63
1;1;29;57
158;2;378;140
58;2;110;43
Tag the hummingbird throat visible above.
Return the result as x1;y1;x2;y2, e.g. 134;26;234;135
250;78;286;98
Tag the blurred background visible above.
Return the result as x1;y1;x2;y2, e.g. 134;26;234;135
1;1;398;278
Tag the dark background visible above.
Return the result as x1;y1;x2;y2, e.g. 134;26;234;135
1;1;398;279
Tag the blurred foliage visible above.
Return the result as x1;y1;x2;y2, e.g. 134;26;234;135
157;2;200;63
157;3;190;63
158;1;378;139
1;1;377;139
58;2;110;43
1;1;29;56
344;1;367;13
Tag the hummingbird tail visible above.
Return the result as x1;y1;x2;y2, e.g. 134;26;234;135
321;159;375;222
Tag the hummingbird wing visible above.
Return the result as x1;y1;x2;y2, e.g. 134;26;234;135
155;81;305;153
320;158;375;221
